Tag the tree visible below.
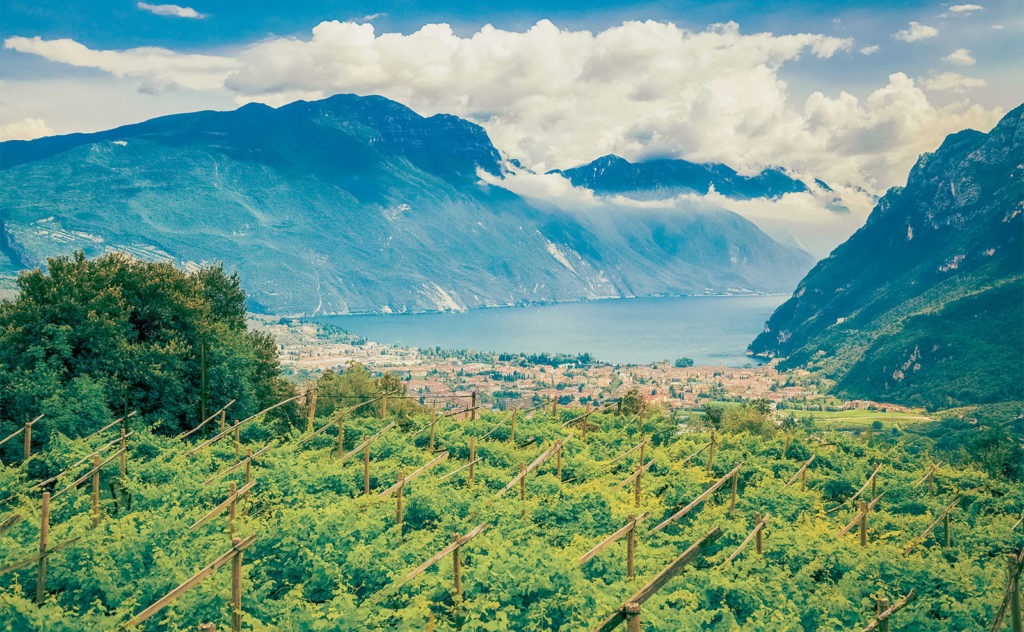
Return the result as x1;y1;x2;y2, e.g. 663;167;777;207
620;388;646;417
673;357;694;368
703;404;725;430
0;251;296;452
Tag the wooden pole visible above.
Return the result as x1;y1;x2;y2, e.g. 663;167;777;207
363;435;370;495
429;412;436;452
229;482;237;537
519;461;526;518
510;409;516;444
24;421;32;460
730;469;738;512
871;473;877;501
233;424;240;459
801;466;807;492
1010;554;1023;632
200;340;207;426
707;431;715;474
453;534;462;603
337;412;345;459
91;454;101;527
470;393;477;421
307;389;318;433
396;471;404;533
219;410;226;432
231;536;243;632
877;598;890;632
583;403;590;441
634;440;644;507
381;393;388;419
557;442;563;483
36;491;49;603
755;512;763;555
860;500;868;547
552;398;558;417
627;514;636;579
623;601;641;632
245;448;252;485
469;438;476;487
119;424;127;477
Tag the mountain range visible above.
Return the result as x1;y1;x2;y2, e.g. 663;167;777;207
749;104;1024;408
0;93;814;315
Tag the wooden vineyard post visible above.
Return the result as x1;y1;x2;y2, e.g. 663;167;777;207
228;482;237;537
634;440;645;507
396;471;404;534
381;393;388;419
1010;554;1023;632
519;461;527;518
623;602;641;632
877;598;890;632
363;435;370;495
337;412;345;459
860;501;868;547
469;438;476;487
233;423;240;458
36;491;49;604
119;423;127;477
231;537;243;632
471;392;477;421
307;389;318;433
219;410;226;432
801;466;808;492
871;472;877;501
509;409;516;444
627;514;636;579
730;468;738;512
429;412;437;452
245;448;253;485
707;431;715;474
24;419;32;460
584;403;591;441
552;398;558;417
755;512;763;555
91;454;101;527
557;441;563;483
453;532;462;605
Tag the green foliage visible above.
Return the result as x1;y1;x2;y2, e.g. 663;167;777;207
312;364;424;421
2;403;1022;631
674;357;694;368
0;252;297;459
619;388;646;417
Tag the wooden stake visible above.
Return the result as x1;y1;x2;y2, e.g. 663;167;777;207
200;340;207;426
337;412;345;459
91;454;101;527
730;469;738;512
470;393;477;421
755;512;763;555
381;393;388;419
623;601;641;632
860;500;868;547
119;424;127;477
801;466;807;492
552;398;558;417
429;412;436;452
627;514;636;579
396;471;404;533
229;482;237;537
231;537;243;632
469;438;476;487
557;442;563;483
707;431;715;474
36;491;48;604
245;448;252;484
24;421;32;460
1010;553;1024;632
519;461;526;518
233;424;240;459
583;403;590;441
453;533;462;603
307;389;318;433
219;410;226;432
877;598;890;632
510;409;516;444
634;441;644;507
363;435;370;495
871;473;877;501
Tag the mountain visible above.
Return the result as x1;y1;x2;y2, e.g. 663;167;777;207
749;104;1024;409
551;154;811;200
0;93;814;315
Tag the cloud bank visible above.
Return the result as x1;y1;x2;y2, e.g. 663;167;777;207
136;3;206;19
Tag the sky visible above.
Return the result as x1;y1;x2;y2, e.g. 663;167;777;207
1;1;1021;211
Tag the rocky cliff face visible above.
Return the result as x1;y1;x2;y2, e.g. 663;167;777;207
749;104;1024;408
0;93;814;315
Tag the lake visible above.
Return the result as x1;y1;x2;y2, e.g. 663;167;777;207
314;295;785;366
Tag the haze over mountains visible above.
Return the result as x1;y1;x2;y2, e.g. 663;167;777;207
0;93;815;315
750;104;1024;408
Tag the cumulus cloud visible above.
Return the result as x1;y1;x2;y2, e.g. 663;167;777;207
3;19;1004;192
943;48;976;65
948;4;983;15
137;3;206;19
920;72;986;92
893;21;939;42
0;117;54;141
3;36;237;91
859;45;880;55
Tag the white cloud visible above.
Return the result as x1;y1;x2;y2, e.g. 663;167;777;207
943;48;976;65
2;19;1004;193
859;45;880;55
920;72;986;92
137;2;206;19
360;13;386;22
3;36;237;91
948;4;983;15
893;21;939;42
0;117;54;141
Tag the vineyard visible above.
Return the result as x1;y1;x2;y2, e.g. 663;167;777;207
1;396;1023;632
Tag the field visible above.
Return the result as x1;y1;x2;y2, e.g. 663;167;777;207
1;401;1023;631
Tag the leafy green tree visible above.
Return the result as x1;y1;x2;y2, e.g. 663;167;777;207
703;404;725;429
619;387;646;417
673;357;694;368
0;251;295;453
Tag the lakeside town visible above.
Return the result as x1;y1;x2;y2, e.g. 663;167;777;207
252;316;915;415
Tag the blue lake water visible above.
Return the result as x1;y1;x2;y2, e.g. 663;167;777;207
315;295;785;367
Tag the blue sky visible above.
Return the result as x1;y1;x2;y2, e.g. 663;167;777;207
1;0;1021;194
